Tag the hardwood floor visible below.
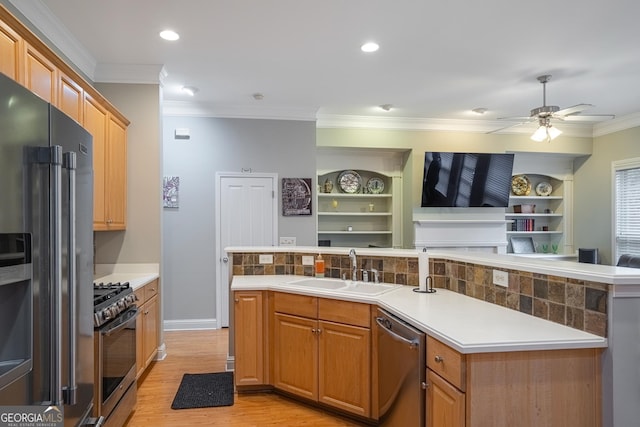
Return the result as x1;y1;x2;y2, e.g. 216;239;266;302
125;329;367;426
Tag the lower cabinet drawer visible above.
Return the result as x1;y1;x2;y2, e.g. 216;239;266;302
427;335;466;391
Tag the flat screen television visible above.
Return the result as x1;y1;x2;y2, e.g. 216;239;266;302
421;152;515;207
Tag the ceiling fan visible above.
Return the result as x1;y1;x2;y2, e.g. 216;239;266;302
493;74;615;141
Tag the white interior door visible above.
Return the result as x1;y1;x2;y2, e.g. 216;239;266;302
216;173;277;327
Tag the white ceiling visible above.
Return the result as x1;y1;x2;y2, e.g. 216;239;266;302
11;0;640;133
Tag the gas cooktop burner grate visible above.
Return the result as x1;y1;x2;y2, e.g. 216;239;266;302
93;281;136;327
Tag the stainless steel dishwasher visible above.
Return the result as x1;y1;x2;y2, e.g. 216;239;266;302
376;307;426;426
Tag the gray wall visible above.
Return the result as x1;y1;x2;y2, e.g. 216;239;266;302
573;126;640;264
162;116;316;323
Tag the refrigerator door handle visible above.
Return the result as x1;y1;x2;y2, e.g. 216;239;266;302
27;145;64;406
62;151;78;405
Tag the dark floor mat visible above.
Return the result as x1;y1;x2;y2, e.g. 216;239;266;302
171;372;234;409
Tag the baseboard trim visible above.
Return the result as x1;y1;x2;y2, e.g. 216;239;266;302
163;318;219;331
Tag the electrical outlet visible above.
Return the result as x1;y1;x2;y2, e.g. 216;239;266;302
302;256;314;266
493;269;508;287
279;236;296;246
259;254;273;264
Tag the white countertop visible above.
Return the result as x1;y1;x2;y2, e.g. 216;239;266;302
94;272;159;290
94;263;159;290
231;274;607;354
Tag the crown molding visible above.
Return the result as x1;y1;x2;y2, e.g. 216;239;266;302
162;100;317;121
593;112;640;137
9;0;97;80
94;63;167;85
315;114;594;137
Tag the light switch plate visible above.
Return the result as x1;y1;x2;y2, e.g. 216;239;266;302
493;269;508;287
302;256;314;266
259;254;273;264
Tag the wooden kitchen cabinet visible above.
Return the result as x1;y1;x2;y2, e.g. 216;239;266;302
24;42;57;104
234;291;266;386
426;335;466;427
85;92;127;231
427;369;465;427
0;18;22;82
58;71;83;123
105;114;127;229
135;279;159;379
271;292;371;418
0;7;129;231
426;335;601;427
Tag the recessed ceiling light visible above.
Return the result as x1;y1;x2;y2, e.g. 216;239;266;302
361;42;379;53
252;93;264;100
181;86;198;96
160;30;180;41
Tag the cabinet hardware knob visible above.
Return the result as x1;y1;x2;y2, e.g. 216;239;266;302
144;310;149;315
234;299;239;303
434;355;443;363
422;381;429;389
149;288;155;292
311;328;317;333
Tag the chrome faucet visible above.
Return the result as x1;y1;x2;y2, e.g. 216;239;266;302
371;268;380;284
349;249;357;281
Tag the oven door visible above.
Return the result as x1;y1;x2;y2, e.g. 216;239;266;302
96;306;138;419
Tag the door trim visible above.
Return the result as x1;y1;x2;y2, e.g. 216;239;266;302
214;172;278;329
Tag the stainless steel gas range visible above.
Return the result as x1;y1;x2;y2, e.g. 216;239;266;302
93;282;139;427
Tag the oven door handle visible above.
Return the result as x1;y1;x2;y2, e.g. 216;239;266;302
101;308;139;336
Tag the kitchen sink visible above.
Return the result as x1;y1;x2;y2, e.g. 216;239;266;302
286;278;347;290
339;282;398;295
284;278;400;296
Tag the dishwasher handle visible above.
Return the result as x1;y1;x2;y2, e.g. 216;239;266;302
375;316;420;349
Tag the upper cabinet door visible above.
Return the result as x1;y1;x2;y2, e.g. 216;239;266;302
0;19;22;82
106;114;127;230
84;93;108;230
24;42;57;104
58;72;83;123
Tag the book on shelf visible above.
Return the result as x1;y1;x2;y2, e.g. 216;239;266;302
512;218;535;231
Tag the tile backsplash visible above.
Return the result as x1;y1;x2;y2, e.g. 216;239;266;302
231;252;608;337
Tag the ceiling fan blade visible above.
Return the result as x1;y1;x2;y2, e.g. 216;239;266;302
554;104;593;117
561;114;615;122
487;120;533;134
496;116;534;121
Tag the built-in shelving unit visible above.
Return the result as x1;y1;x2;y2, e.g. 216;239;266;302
506;174;567;254
317;170;395;248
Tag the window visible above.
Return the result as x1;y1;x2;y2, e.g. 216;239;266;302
613;158;640;262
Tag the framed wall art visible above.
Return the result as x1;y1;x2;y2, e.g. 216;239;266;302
282;178;312;216
163;176;180;208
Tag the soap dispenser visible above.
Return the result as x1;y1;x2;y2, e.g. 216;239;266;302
315;254;325;278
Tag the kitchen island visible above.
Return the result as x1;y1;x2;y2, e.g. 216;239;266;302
227;246;640;427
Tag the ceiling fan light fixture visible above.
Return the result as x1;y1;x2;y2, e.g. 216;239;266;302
531;123;562;142
379;104;393;111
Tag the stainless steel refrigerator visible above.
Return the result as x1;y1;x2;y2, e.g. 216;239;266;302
0;72;96;426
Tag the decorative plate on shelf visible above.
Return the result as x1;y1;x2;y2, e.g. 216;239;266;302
337;170;362;194
366;177;385;194
535;181;553;196
511;175;531;196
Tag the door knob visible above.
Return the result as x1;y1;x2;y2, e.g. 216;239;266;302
222;257;229;263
